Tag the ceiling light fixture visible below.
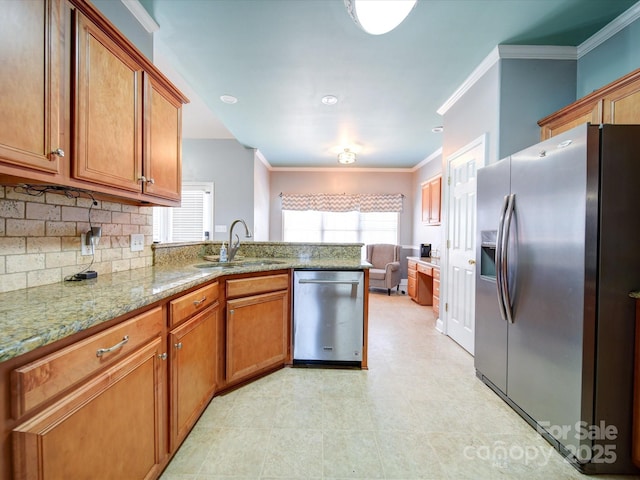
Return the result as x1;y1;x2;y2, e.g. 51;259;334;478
431;126;444;133
337;148;356;165
220;94;238;104
321;95;338;105
344;0;417;35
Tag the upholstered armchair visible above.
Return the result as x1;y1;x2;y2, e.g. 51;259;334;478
366;244;402;295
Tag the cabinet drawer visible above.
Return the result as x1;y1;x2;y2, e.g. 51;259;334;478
433;278;440;297
433;296;440;315
408;268;416;279
433;268;440;280
170;282;219;327
226;273;289;299
408;260;417;271
417;264;433;276
12;306;163;418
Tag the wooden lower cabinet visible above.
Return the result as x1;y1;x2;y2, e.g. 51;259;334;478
169;303;218;450
432;268;440;318
13;337;166;480
226;290;289;385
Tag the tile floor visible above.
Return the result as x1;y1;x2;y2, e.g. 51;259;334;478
160;291;639;479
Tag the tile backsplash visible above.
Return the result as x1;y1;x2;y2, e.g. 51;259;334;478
0;186;153;293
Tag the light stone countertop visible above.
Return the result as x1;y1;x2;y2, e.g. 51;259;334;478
0;257;370;363
406;256;441;268
630;291;640;299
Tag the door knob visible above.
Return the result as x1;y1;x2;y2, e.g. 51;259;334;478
468;259;476;265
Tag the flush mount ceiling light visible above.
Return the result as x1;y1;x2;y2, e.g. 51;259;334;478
321;95;338;105
344;0;417;35
431;126;444;133
220;94;238;104
337;148;357;165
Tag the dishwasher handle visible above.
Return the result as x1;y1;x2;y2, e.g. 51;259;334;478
297;279;361;285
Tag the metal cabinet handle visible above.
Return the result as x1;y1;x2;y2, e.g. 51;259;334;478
158;353;167;360
298;279;361;285
146;178;155;185
138;175;147;183
96;335;129;357
193;296;207;306
51;148;65;157
175;342;183;350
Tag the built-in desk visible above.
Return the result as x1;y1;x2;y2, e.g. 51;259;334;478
407;257;440;318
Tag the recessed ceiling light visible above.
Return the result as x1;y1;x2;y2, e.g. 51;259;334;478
220;94;238;104
431;126;444;133
321;95;338;105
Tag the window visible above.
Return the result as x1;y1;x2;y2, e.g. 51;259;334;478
282;210;399;251
153;182;214;243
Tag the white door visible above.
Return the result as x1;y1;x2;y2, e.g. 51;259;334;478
444;138;485;354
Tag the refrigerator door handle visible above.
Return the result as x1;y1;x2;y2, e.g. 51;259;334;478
495;195;509;321
501;194;516;323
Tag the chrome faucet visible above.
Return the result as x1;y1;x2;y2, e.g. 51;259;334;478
228;219;252;261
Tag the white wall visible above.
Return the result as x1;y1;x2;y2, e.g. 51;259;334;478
253;153;271;241
182;139;255;242
269;170;414;244
412;151;444;254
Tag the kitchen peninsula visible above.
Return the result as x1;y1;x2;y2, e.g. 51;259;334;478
0;242;370;480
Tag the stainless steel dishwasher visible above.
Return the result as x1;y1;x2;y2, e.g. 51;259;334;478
293;270;364;366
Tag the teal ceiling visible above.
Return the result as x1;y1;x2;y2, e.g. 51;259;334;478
142;0;637;168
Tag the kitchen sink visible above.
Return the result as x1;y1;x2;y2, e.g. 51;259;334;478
193;260;285;269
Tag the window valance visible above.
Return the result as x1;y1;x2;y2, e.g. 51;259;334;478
280;193;403;213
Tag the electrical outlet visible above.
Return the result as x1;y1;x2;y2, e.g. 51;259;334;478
81;233;94;256
131;233;144;252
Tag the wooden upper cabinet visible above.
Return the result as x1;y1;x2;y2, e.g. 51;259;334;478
0;0;187;206
143;75;183;201
421;175;442;225
74;10;143;193
0;0;64;174
539;68;640;140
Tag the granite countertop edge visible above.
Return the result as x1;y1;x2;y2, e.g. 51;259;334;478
0;258;370;363
406;256;441;268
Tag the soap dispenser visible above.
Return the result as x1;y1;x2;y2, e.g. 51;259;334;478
219;242;228;262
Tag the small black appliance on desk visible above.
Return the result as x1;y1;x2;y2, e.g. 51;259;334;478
420;243;431;257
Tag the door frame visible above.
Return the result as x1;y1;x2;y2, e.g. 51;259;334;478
439;134;487;337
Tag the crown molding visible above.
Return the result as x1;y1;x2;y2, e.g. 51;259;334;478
578;1;640;58
121;0;159;33
270;166;415;173
437;45;577;116
411;147;443;172
254;149;273;170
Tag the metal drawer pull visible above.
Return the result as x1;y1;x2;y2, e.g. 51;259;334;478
193;296;207;306
298;279;361;285
159;353;167;360
175;342;183;349
96;335;129;357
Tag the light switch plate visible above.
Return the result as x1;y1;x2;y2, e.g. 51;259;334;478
130;234;144;252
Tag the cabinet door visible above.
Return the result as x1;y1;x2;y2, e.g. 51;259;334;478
540;101;602;140
169;303;217;450
421;181;431;223
603;76;640;125
74;11;143;193
13;337;167;480
421;176;442;225
429;176;442;225
226;290;288;384
0;0;63;174
143;75;183;202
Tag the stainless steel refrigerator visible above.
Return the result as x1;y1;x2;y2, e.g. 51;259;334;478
475;123;640;474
